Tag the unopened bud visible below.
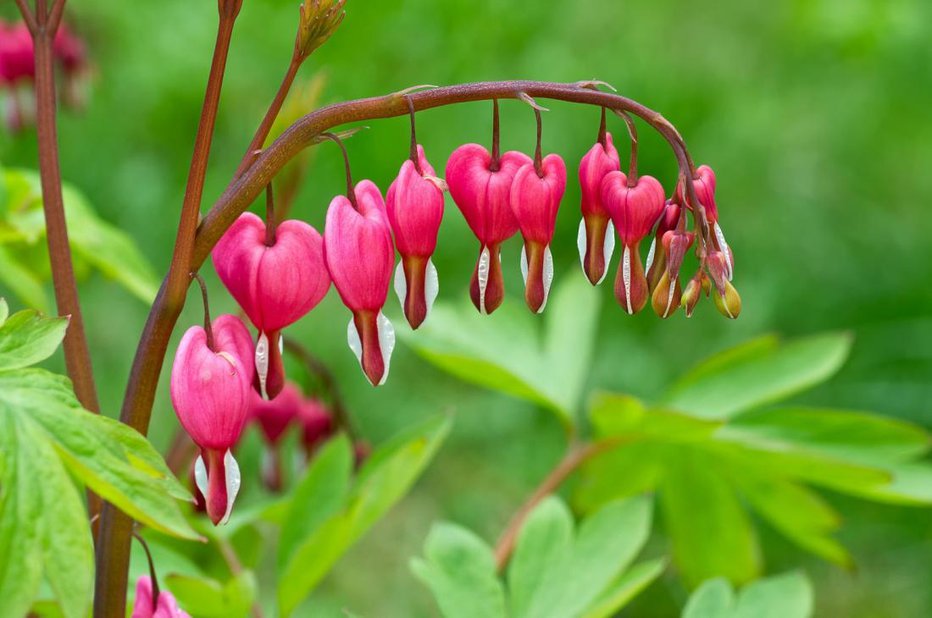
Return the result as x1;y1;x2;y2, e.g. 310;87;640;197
295;0;347;61
651;271;681;319
681;273;703;318
713;281;742;319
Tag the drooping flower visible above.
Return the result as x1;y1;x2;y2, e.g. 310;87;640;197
645;199;681;292
212;212;330;399
250;382;303;490
706;249;742;319
170;314;254;525
677;164;734;279
324;180;396;386
650;229;694;319
386;144;446;329
0;22;34;85
299;397;333;456
600;171;666;314
446;144;532;314
577;132;621;285
131;576;190;618
510;154;567;312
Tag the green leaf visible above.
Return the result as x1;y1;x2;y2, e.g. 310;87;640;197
589;392;720;442
0;306;68;370
165;571;257;618
0;298;7;325
733;474;851;568
732;571;813;618
410;523;507;618
0;369;196;539
277;416;450;616
0;245;50;311
580;558;666;618
682;578;734;618
0;407;93;618
521;496;654;618
660;449;760;587
508;497;574;617
663;333;853;419
574;442;664;511
403;275;601;424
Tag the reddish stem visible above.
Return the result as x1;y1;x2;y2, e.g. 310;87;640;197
407;95;422;174
490;98;501;171
265;183;278;245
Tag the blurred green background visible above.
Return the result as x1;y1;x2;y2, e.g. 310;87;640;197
2;0;931;615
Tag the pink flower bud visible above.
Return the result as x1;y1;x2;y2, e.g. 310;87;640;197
212;212;330;399
131;576;190;618
645;200;681;291
705;249;741;319
386;145;445;329
324;180;396;386
446;144;532;314
577;133;621;285
300;397;333;455
0;22;35;85
600;172;666;314
677;164;734;279
510;154;567;313
250;382;303;490
170;315;253;525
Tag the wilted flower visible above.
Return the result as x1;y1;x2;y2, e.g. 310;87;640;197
577;132;621;285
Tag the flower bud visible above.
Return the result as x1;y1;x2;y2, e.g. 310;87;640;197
170;315;254;525
324;180;396;386
213;212;330;399
132;575;190;618
386;145;445;329
677;164;734;279
651;271;682;319
577;133;621;285
681;272;704;318
295;0;346;61
446;144;532;314
600;171;666;314
713;280;742;319
645;200;680;291
510;154;567;313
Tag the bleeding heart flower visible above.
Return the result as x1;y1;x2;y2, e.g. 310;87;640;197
170;314;254;525
212;212;330;399
324;180;396;386
577;132;621;285
300;397;333;456
510;154;567;313
706;249;742;319
677;164;734;279
250;382;303;490
651;229;695;319
446;144;532;314
131;576;190;618
0;22;34;85
386;145;446;329
601;171;666;314
645;199;681;292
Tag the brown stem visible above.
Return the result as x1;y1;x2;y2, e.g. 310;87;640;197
283;338;358;442
490;98;501;171
406;95;422;174
130;530;160;613
93;5;240;616
190;273;214;350
493;438;623;571
97;81;707;615
234;58;301;179
532;105;544;177
616;110;639;187
19;0;103;524
321;132;357;209
265;183;278;245
14;0;37;33
597;106;607;148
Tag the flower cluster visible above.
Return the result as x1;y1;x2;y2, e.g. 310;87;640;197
0;20;89;132
171;100;739;526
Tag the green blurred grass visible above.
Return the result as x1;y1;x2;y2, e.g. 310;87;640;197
2;0;931;615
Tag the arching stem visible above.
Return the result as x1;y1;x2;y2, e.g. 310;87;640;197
191;273;214;351
490;99;501;171
615;109;639;187
406;95;422;174
321;132;357;209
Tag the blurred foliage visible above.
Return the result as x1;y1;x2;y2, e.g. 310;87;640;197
682;571;813;618
1;0;931;615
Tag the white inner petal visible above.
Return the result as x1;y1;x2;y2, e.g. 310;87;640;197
194;454;208;500
393;261;407;310
255;332;270;400
622;244;633;313
714;222;734;280
664;275;677;318
539;245;554;314
477;246;491;314
601;221;615;285
520;244;529;285
347;317;363;365
644;237;657;274
576;218;587;272
278;332;284;355
424;258;439;319
220;449;241;525
376;311;396;386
